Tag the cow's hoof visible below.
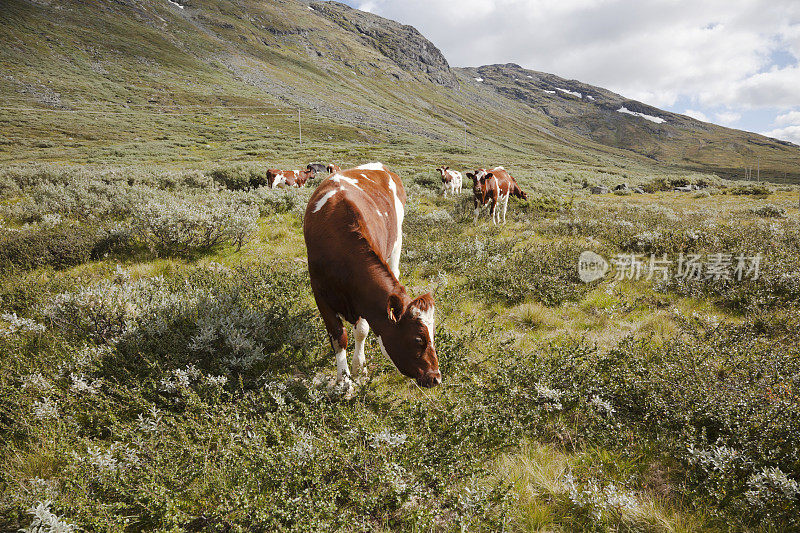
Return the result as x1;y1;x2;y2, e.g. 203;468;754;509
351;367;369;384
331;375;356;400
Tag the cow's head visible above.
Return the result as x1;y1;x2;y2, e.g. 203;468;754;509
475;170;493;188
297;169;314;186
381;291;441;387
436;166;451;183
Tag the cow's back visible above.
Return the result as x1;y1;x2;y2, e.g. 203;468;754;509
490;167;514;195
304;165;405;275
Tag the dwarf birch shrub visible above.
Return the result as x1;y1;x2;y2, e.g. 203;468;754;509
208;164;269;190
132;195;258;255
0;222;99;272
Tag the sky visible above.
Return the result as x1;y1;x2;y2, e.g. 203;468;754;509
339;0;800;144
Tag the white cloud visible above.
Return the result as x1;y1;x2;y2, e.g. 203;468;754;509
684;109;709;122
762;108;800;143
762;125;800;144
358;0;800;112
774;110;800;126
715;111;742;125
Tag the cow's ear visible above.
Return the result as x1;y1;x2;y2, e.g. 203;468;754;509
466;172;475;179
485;172;493;179
387;292;405;323
410;293;435;313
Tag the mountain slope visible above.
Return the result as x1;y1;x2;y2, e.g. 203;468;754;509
0;0;798;182
458;64;798;179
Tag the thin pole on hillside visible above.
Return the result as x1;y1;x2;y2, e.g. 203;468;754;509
463;121;467;151
298;108;302;146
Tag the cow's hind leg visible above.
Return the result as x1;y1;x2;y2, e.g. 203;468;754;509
352;318;369;378
501;193;510;224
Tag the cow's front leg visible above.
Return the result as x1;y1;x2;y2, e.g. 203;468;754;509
314;293;351;382
352;318;369;378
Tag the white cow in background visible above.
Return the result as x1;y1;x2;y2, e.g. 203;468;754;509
436;166;463;198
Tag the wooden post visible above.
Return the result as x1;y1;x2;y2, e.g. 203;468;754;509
298;108;302;146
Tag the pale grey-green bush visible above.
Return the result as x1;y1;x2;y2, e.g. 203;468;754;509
132;196;258;254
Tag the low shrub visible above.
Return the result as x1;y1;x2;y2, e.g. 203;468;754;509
728;184;771;197
131;196;258;255
208;165;269;190
0;223;98;272
751;203;786;218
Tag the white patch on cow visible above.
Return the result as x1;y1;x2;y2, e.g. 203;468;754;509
331;174;363;191
492;175;500;225
377;336;390;360
333;338;350;381
376;209;383;217
352;318;369;377
411;306;435;343
272;173;287;189
356;162;386;171
494;166;505;171
500;192;511;224
387;177;404;278
312;190;337;213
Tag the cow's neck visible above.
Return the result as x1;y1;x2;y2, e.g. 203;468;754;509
353;262;409;334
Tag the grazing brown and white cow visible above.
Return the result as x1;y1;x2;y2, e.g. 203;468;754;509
467;169;500;224
468;166;527;224
304;163;441;388
267;169;314;189
436;166;463;197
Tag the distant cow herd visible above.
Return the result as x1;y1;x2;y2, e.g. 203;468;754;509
300;162;528;391
271;162;528;225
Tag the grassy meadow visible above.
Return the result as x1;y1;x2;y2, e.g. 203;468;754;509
1;145;799;532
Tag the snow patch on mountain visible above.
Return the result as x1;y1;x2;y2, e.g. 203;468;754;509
618;106;666;124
